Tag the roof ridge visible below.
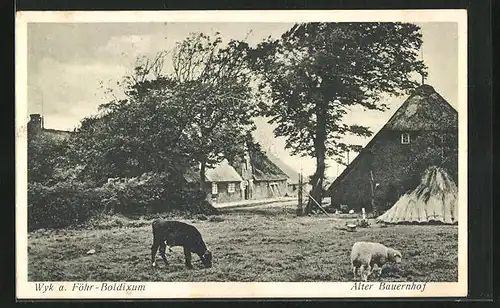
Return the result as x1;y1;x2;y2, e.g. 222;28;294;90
249;146;289;181
385;84;457;131
265;150;300;176
327;84;457;191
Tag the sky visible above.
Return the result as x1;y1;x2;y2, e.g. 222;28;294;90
26;22;458;178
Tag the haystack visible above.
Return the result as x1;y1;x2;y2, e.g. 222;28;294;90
377;166;458;224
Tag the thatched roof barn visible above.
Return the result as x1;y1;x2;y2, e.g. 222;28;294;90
327;84;458;213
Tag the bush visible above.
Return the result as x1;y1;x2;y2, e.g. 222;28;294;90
28;133;69;184
166;188;218;215
28;181;107;231
102;172;217;216
28;172;218;231
102;172;168;215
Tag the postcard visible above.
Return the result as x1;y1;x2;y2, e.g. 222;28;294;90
15;9;467;299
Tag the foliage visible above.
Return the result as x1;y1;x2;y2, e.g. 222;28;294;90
169;32;258;187
168;189;219;215
28;133;69;184
85;32;258;190
248;22;427;214
101;172;215;215
101;172;171;215
64;82;197;184
27;172;217;231
27;181;107;231
52;165;86;183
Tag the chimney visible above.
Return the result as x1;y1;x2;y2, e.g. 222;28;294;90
28;114;42;135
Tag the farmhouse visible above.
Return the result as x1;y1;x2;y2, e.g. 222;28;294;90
327;84;458;213
265;151;302;197
184;159;244;203
232;143;290;200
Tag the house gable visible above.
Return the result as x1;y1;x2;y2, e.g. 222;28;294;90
265;151;301;184
327;84;459;211
231;141;290;183
184;159;243;183
250;150;289;182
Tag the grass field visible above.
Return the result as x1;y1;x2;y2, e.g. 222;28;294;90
28;203;458;282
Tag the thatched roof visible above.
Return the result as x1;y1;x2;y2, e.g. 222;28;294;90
249;148;289;182
42;128;74;140
227;137;290;182
327;84;458;192
265;151;300;184
385;85;458;131
376;166;458;224
184;159;243;183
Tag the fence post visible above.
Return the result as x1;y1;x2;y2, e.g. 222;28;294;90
297;172;303;216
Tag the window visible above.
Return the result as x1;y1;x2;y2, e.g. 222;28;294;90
228;183;236;193
401;133;411;144
212;183;218;195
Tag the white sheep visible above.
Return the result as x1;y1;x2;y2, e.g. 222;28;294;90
350;241;402;281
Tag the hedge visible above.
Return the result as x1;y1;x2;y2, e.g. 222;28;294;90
28;172;217;230
28;181;107;231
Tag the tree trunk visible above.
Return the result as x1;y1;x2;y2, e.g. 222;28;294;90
199;160;206;191
304;98;327;215
297;172;303;216
304;148;326;215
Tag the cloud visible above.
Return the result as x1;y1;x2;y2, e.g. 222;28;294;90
28;57;128;122
97;34;170;62
41;100;103;130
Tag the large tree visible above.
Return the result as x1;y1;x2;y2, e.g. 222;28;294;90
74;32;257;190
249;22;427;214
170;32;257;189
65;81;198;184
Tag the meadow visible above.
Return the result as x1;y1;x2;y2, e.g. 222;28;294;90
28;203;458;282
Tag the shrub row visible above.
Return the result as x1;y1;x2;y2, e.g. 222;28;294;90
28;172;217;230
28;181;107;231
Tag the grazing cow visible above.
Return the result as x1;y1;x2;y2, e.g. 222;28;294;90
151;219;212;269
350;241;402;281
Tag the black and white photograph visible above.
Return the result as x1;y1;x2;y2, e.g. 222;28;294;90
15;10;467;299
